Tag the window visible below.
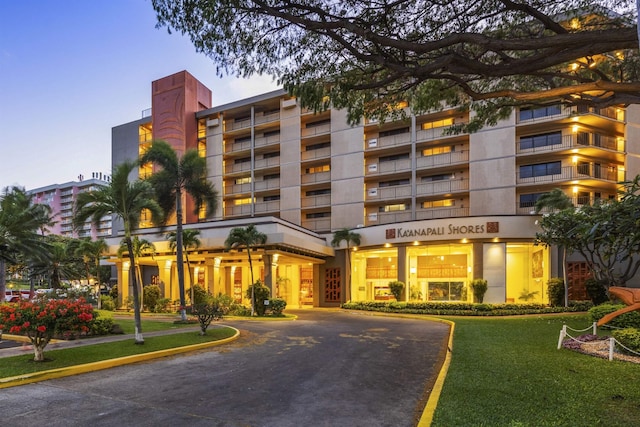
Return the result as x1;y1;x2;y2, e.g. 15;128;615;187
422;199;454;209
306;119;330;128
306;164;330;174
234;198;254;205
519;104;562;121
306;141;331;151
379;127;409;137
422;174;454;182
423;145;454;157
235;136;251;144
519;132;562;150
234;157;251;164
306;189;331;196
306;212;330;218
379;179;410;187
519;161;561;178
264;173;280;180
263;195;281;202
264;130;280;138
235;177;251;184
421;117;454;130
379;204;408;212
519;193;545;208
379;153;410;162
263;151;280;159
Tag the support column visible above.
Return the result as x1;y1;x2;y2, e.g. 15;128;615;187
263;254;273;294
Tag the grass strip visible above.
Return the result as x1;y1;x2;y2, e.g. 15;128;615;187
0;327;236;378
431;314;640;427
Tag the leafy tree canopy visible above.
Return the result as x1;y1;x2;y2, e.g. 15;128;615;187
152;0;639;129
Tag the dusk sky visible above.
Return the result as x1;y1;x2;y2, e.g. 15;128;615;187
0;0;279;191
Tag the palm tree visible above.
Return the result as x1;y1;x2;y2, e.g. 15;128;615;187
166;229;201;305
535;188;574;307
74;161;163;344
76;238;109;308
0;186;51;300
118;236;156;309
139;140;217;321
225;225;267;316
331;228;362;302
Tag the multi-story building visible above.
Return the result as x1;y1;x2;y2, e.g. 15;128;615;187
108;70;639;308
28;173;113;239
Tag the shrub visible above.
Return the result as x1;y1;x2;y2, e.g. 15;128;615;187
90;316;115;335
212;293;235;315
612;328;640;353
100;295;115;311
471;279;488;303
187;284;209;305
143;285;161;312
585;278;609;305
109;285;118;300
246;280;271;316
268;298;287;316
230;304;252;316
155;298;172;313
547;278;565;307
589;303;640;328
191;301;224;335
388;281;405;300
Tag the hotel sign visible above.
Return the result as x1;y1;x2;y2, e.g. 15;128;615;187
386;221;499;239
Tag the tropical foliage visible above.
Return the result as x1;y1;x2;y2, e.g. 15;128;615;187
139;140;217;321
152;0;640;129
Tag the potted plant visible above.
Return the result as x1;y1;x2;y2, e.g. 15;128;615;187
388;280;405;301
471;278;488;303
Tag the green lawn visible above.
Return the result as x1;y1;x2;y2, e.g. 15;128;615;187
0;327;236;378
432;314;640;427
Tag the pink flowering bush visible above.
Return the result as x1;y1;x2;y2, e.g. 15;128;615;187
0;299;94;361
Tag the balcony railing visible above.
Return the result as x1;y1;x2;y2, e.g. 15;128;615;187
366;158;411;175
416;121;469;143
516;133;624;154
365;211;412;226
254;111;280;125
302;171;331;184
301;123;331;137
301;217;331;232
225;161;252;174
517;165;619;184
301;194;332;208
255;133;280;148
254;156;280;170
366;184;412;201
302;146;331;161
224;200;280;217
224;182;252;195
254;179;281;191
416;206;469;220
229;117;252;131
375;132;411;148
416;179;469;197
416;150;469;168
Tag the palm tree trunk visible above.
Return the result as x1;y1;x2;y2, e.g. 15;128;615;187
126;237;144;344
185;252;194;304
562;247;568;307
175;189;187;321
248;252;255;316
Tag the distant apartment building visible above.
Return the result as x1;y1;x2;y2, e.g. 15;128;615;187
107;70;640;308
28;173;113;239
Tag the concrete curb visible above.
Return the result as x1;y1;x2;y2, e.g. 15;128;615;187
0;327;240;389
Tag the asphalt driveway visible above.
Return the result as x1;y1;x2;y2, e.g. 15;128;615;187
1;309;450;427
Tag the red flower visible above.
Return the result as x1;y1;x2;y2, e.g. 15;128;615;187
37;325;46;332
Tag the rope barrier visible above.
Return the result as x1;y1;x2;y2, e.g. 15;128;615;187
558;322;640;362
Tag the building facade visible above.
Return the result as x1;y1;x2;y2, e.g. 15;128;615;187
108;70;639;308
28;174;113;239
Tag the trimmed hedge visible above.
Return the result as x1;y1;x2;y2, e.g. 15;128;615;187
341;300;593;316
589;303;640;328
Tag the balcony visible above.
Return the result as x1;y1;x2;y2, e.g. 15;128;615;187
416;150;469;168
366;184;412;201
367;132;411;149
516;165;620;185
224;182;252;195
255;133;280;149
225;139;252;153
302;171;331;184
301;123;331;138
416;206;470;220
301;217;331;232
228;117;252;131
365;158;411;175
301;194;331;208
416;179;469;197
254;156;280;170
225;161;252;174
255;178;281;191
416;121;468;143
365;211;412;226
255;111;280;125
517;134;624;155
302;146;331;161
224;200;280;217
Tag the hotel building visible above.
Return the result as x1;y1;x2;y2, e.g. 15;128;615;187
107;70;640;308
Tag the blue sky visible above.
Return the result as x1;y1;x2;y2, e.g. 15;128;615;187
0;0;279;191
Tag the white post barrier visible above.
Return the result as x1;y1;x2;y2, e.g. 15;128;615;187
609;337;615;361
592;322;597;335
557;325;567;350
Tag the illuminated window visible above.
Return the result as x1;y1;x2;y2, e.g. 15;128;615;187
198;139;206;158
139;208;153;228
421;118;454;130
306;164;330;174
234;198;254;206
422;199;454;209
379;204;408;212
423;145;453;157
197;119;207;139
235;177;252;185
138;123;152;144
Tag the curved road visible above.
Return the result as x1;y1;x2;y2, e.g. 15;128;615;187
3;309;449;427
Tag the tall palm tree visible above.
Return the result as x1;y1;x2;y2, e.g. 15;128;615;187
74;161;163;344
331;228;362;302
0;186;51;300
225;225;267;316
118;236;156;309
166;228;201;305
76;238;108;308
139;140;217;321
535;188;574;307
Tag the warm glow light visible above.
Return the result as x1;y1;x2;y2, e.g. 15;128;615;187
572;156;578;164
461;238;468;243
384;243;391;248
214;257;221;268
572;124;579;133
493;237;499;242
573;186;579;194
